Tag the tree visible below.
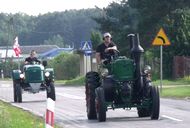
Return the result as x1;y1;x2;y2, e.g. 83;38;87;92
94;0;190;78
44;34;65;47
90;31;102;50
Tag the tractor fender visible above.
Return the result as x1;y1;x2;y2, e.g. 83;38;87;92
12;70;21;80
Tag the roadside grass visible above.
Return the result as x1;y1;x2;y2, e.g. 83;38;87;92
153;77;190;98
161;86;190;98
0;101;59;128
55;76;85;86
152;77;190;86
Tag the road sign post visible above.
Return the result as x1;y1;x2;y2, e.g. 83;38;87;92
80;41;92;74
160;45;163;91
152;28;171;92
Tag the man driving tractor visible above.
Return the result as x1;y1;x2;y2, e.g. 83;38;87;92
25;50;41;64
95;32;118;64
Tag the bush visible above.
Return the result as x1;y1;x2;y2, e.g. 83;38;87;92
49;53;80;80
0;59;20;78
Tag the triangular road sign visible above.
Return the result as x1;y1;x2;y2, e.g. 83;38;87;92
152;28;171;46
82;42;91;50
81;41;92;50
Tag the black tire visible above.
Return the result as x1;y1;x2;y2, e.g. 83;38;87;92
85;71;100;120
86;84;97;119
13;81;17;102
15;83;22;103
150;86;160;120
137;108;150;117
47;82;56;101
95;87;106;122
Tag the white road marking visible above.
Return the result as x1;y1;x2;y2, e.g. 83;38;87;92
0;84;11;87
56;92;85;100
162;115;183;122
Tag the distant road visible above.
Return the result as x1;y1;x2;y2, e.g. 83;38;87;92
0;81;190;128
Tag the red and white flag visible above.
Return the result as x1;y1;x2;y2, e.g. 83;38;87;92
13;36;21;57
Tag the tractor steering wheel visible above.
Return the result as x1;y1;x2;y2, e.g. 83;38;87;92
104;49;120;63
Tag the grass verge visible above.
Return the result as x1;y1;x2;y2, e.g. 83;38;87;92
160;86;190;98
55;76;85;86
152;77;190;86
0;100;59;128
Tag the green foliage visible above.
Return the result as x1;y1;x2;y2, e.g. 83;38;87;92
0;59;19;77
0;9;102;48
94;0;190;78
49;53;80;80
90;31;102;50
44;34;65;47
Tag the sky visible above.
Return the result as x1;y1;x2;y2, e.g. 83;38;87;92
0;0;119;16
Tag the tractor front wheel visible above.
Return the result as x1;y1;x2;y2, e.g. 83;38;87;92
150;86;160;120
15;83;22;103
46;82;56;101
95;87;106;122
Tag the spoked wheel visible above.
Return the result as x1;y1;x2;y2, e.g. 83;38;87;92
95;87;106;122
46;82;56;101
150;86;160;120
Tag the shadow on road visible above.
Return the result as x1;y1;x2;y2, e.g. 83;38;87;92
86;116;161;123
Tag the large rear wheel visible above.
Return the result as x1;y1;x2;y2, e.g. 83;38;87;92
85;71;100;120
95;87;106;122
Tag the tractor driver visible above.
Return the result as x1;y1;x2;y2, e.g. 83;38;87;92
24;50;41;64
96;32;118;65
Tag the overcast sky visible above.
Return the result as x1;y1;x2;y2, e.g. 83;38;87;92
0;0;119;16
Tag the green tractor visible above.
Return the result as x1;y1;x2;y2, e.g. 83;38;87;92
85;34;160;122
12;61;56;103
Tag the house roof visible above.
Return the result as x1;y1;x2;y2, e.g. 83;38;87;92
20;45;59;54
0;45;59;54
40;48;73;59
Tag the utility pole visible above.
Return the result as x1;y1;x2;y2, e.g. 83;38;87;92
4;17;14;77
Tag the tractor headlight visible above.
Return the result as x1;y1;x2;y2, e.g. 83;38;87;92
45;72;50;77
101;68;109;77
144;65;151;74
20;74;24;79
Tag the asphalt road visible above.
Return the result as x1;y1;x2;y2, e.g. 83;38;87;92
0;81;190;128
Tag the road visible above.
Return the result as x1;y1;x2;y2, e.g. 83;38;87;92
0;80;190;128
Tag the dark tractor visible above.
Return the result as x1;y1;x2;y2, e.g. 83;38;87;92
85;34;160;122
12;61;56;103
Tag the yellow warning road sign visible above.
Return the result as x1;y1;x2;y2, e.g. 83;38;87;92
152;28;171;46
